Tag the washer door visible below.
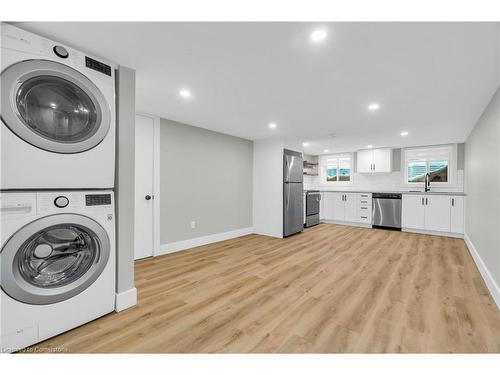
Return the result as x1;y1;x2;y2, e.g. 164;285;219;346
1;60;111;154
0;214;110;305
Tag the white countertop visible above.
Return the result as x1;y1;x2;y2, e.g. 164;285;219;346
304;189;466;196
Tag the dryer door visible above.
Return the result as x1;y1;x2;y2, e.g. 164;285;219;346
1;60;111;154
0;214;110;305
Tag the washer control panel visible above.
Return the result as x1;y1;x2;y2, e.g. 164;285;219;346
54;196;69;208
85;194;111;206
53;45;69;59
85;56;111;76
37;193;81;214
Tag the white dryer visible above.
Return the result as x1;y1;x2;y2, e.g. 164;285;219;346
1;23;116;190
0;190;115;352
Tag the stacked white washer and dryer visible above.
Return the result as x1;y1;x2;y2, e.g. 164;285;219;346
0;24;117;352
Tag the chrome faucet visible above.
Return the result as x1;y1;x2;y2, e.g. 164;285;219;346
424;172;431;192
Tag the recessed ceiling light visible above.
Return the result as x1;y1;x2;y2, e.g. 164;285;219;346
368;103;380;111
400;131;409;136
302;142;310;147
179;89;192;98
310;29;327;43
268;122;277;129
323;149;329;153
367;145;373;149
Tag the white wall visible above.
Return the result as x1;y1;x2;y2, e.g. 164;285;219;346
304;144;464;193
464;87;500;307
253;138;285;238
304;170;464;193
159;118;253;245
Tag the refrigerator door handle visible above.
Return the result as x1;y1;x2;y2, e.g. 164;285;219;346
285;184;290;210
284;157;289;182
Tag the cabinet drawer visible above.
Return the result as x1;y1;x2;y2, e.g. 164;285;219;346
358;214;371;223
357;194;372;206
358;207;371;222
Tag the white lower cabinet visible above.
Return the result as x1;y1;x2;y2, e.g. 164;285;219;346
450;196;464;233
344;193;357;222
402;194;464;235
402;195;425;229
331;193;345;221
425;196;451;233
322;192;369;224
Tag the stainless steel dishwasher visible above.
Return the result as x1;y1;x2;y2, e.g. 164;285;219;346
372;193;402;230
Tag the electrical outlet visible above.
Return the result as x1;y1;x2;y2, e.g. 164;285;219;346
190;221;196;229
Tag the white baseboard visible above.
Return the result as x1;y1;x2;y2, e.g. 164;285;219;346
321;219;372;229
464;233;500;310
115;287;137;312
402;228;463;238
158;227;254;256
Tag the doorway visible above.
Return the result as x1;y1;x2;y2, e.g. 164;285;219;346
134;114;160;260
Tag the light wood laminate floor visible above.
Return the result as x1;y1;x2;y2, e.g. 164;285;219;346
32;224;500;353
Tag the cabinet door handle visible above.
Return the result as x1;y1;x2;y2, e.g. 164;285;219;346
373;163;376;171
451;198;455;207
426;197;428;205
421;197;424;206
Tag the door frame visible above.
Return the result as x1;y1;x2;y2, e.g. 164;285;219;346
135;112;161;257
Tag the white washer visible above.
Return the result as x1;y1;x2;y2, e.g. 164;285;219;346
1;23;116;190
0;190;115;352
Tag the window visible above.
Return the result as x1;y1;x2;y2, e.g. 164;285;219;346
404;145;454;185
320;153;352;185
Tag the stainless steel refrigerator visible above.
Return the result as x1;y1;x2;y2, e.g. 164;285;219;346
283;149;304;237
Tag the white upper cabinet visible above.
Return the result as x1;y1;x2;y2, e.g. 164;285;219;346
372;148;392;173
357;148;392;173
357;149;373;173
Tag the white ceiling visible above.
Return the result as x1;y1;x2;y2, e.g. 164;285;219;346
17;22;500;155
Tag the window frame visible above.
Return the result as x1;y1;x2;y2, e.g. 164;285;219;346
319;153;353;186
403;144;456;187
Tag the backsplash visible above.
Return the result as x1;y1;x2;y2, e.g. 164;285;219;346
303;170;464;193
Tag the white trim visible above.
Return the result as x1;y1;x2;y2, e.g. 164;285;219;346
402;228;463;238
152;116;161;256
115;287;137;312
464;233;500;311
321;219;372;228
403;143;457;188
158;227;254;256
319;152;354;187
135;112;161;259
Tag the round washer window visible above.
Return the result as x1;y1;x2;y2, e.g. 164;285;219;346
16;76;99;143
0;214;111;305
16;224;101;288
